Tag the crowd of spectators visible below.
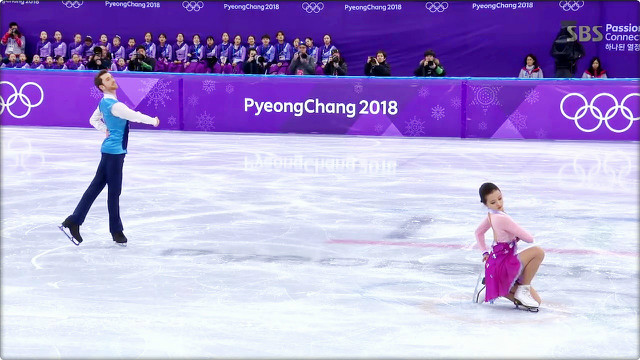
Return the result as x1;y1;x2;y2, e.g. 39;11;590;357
1;22;611;79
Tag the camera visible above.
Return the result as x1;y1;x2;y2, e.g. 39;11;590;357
427;60;434;67
257;56;265;63
300;53;308;59
332;55;339;62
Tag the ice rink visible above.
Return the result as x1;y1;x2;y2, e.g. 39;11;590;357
1;126;638;359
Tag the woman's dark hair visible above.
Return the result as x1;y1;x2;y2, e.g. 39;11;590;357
206;35;214;41
524;53;538;68
479;182;500;204
376;50;387;59
587;56;604;75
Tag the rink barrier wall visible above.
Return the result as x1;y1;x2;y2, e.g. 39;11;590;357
1;69;639;141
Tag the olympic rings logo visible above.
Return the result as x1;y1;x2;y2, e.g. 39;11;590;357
560;92;640;133
302;2;324;13
0;81;44;119
182;1;203;12
61;0;83;8
558;1;584;11
425;2;448;13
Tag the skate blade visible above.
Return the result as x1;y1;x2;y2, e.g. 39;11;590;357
115;242;127;247
58;225;81;246
473;285;485;303
515;302;539;312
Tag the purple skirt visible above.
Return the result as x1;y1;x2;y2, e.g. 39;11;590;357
484;241;522;302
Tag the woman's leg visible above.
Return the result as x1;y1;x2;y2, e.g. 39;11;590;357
516;246;545;303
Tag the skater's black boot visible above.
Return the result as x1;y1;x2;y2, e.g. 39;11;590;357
112;232;128;247
60;216;83;245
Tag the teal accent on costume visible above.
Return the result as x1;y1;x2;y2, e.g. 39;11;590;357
99;98;129;154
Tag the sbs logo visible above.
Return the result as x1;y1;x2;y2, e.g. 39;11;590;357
425;2;448;13
302;2;324;13
182;1;204;12
560;92;640;133
0;81;45;119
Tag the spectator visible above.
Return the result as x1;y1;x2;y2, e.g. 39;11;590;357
518;53;543;78
155;33;172;72
168;33;188;73
256;34;275;69
414;49;445;77
292;37;301;55
81;36;95;61
204;35;218;73
0;53;17;68
185;34;206;73
227;35;246;74
216;32;232;73
124;37;137;62
143;32;156;58
318;34;337;74
305;37;321;74
51;31;67;61
36;31;52;59
43;55;55;69
246;35;257;55
96;34;109;49
128;45;155;72
53;55;67;69
69;33;83;59
86;46;111;70
323;48;347;76
115;57;128;71
66;53;85;70
551;25;584;78
29;54;44;69
243;48;265;74
270;31;292;75
365;50;391;76
1;21;26;59
110;35;125;61
582;57;607;78
16;53;29;68
288;43;316;75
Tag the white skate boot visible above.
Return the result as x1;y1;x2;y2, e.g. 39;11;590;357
513;285;539;312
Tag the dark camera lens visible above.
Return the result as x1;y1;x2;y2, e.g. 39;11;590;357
257;56;265;62
301;53;308;59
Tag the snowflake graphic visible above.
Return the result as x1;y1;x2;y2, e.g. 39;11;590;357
418;86;430;98
506;110;527;130
187;94;199;107
146;80;174;109
167;115;177;126
536;128;548;139
202;80;216;94
374;124;384;134
196;111;215;131
138;79;157;94
524;88;540;104
225;84;234;94
479;121;487;130
450;96;461;109
404;116;425;137
431;104;445;121
470;85;502;114
354;83;363;94
89;85;102;99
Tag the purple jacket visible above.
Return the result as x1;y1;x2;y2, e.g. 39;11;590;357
256;44;275;63
36;41;52;58
65;60;85;70
69;41;83;58
173;42;189;62
187;44;204;62
111;45;125;60
51;41;67;59
217;43;232;63
124;46;136;60
157;43;173;60
274;42;292;62
143;41;156;58
29;62;44;69
229;45;246;64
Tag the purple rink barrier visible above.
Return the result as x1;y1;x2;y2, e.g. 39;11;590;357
0;1;638;78
1;69;638;141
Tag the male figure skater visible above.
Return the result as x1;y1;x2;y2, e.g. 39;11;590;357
60;69;160;246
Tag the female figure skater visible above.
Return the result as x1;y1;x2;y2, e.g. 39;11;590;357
475;182;545;311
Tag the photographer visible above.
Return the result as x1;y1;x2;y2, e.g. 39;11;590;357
323;48;347;76
243;48;265;74
86;46;112;70
414;49;445;77
1;22;26;60
364;50;391;76
128;45;156;72
288;43;316;75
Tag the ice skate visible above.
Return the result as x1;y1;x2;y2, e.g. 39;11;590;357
513;285;539;312
473;272;486;303
112;232;128;247
60;216;83;245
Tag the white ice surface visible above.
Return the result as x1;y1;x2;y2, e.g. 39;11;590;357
1;126;638;358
